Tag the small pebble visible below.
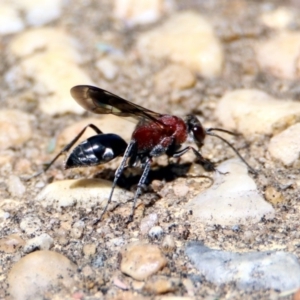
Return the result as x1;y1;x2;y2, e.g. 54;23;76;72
0;199;19;211
182;278;196;297
113;276;129;290
114;0;167;26
109;237;125;247
161;235;176;253
7;175;26;198
91;255;106;269
0;234;24;253
71;220;85;239
20;215;42;235
243;230;255;243
24;233;54;253
137;11;223;77
8;250;77;299
143;276;180;294
187;159;274;226
96;58;119;80
215;89;300;135
121;243;167;280
35;181;45;189
83;243;97;257
36;178;132;211
186;241;300;291
0;209;10;221
148;226;164;239
0;110;32;150
140;213;158;235
268;123;300;166
264;186;284;205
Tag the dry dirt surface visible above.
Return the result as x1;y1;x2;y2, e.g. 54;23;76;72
1;0;300;299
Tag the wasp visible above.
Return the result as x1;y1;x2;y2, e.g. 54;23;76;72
35;85;254;223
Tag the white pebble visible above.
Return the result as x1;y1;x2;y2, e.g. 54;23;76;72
96;58;119;80
110;237;125;246
0;210;10;220
36;178;132;211
24;233;54;253
20;215;42;235
8;175;26;198
148;226;164;239
70;220;85;239
187;159;275;226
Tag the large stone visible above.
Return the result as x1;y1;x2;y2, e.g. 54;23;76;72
268;123;300;166
8;250;77;300
256;31;300;79
186;241;300;292
186;159;274;226
36;178;132;212
215;89;300;135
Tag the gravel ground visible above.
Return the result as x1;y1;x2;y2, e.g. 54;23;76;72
1;0;300;299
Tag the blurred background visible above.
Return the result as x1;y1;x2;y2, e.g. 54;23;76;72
2;0;300;299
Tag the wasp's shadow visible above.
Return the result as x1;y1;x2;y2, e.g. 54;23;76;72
95;162;212;190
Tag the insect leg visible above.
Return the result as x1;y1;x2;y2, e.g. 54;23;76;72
29;124;103;179
93;139;136;224
172;146;216;171
127;157;152;223
206;129;256;174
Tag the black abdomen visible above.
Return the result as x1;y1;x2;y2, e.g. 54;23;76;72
65;134;127;169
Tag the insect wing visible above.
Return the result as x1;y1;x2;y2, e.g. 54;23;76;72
71;85;163;125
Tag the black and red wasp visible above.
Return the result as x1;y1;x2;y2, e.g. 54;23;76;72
35;85;255;223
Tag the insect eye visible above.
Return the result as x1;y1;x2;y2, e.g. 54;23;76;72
192;125;205;147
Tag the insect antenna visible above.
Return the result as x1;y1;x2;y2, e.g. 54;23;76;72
206;128;257;174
